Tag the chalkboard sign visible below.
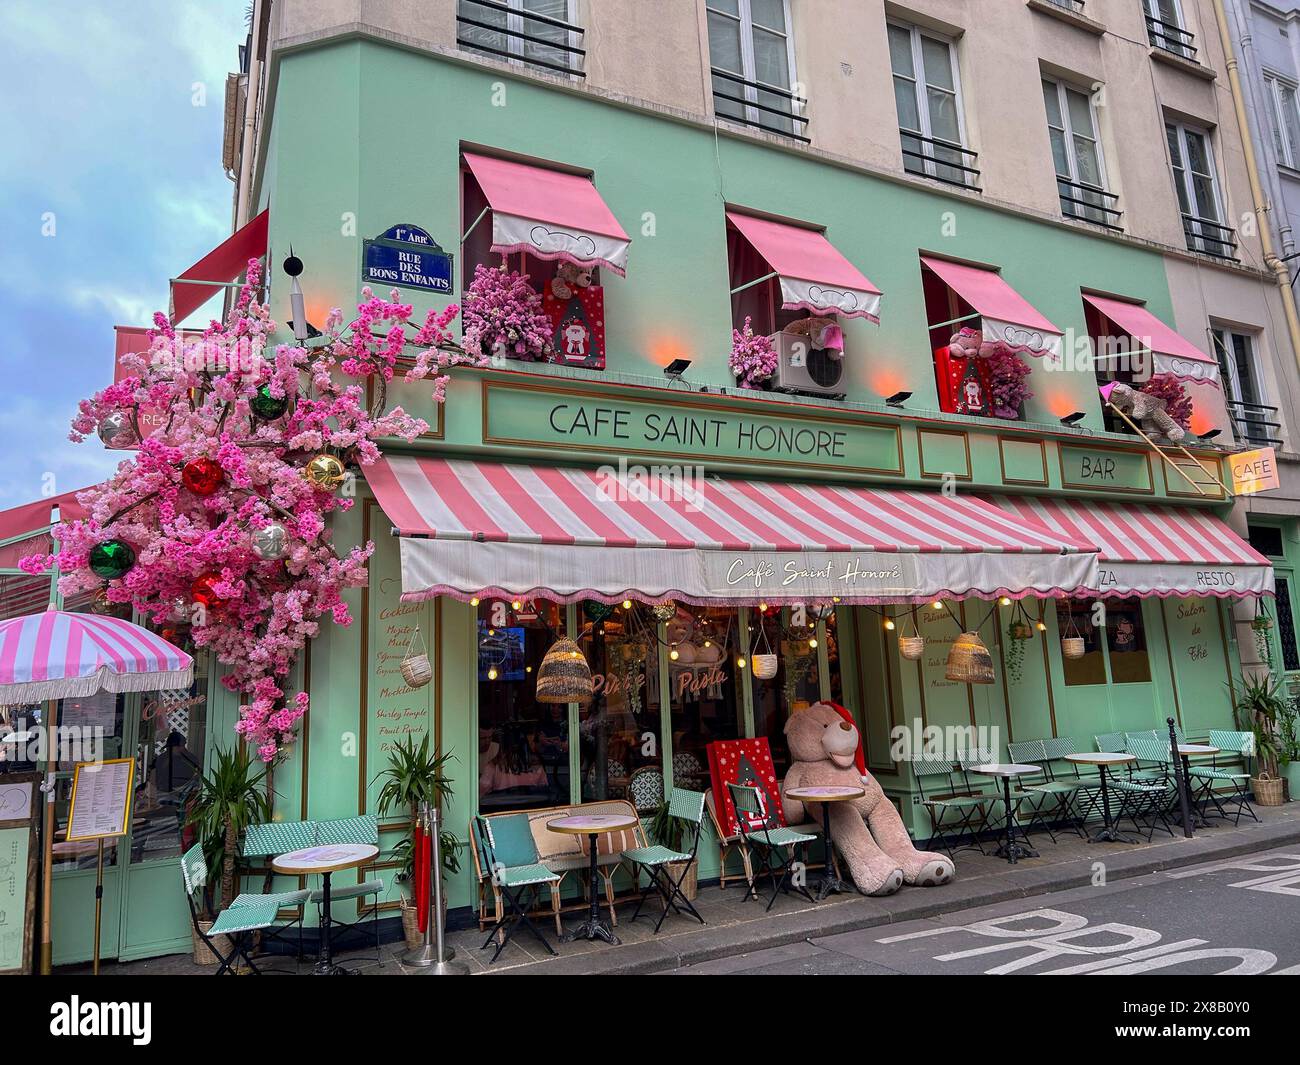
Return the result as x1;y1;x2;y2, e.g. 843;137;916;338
0;774;38;976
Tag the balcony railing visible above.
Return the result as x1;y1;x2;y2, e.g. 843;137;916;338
1227;399;1283;448
1044;0;1086;12
1181;213;1238;260
1145;14;1198;62
710;68;810;142
900;131;981;191
1057;176;1122;230
457;0;586;78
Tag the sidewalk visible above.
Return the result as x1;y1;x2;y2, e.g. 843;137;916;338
69;803;1300;976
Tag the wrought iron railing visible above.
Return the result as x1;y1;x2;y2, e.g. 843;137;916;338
900;131;981;191
710;67;810;142
457;0;586;78
1145;14;1197;61
1057;176;1122;229
1181;213;1238;260
1226;399;1283;448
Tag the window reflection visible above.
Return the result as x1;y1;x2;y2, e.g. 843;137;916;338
667;606;740;793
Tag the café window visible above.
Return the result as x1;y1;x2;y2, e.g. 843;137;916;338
476;598;571;812
666;606;742;793
726;217;811;339
922;260;995;419
1056;598;1151;686
750;606;825;778
1083;299;1143;434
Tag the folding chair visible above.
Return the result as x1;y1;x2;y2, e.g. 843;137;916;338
182;843;310;975
1194;730;1259;825
310;815;386;963
240;820;315;959
1041;736;1103;832
913;755;989;856
1117;736;1178;840
1006;739;1078;843
621;788;707;933
727;782;817;911
473;814;561;963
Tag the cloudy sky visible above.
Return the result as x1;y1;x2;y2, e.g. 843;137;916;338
0;1;247;509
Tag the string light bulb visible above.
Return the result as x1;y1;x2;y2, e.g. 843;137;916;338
622;599;632;609
884;619;896;631
1036;620;1047;632
470;597;480;607
809;637;818;648
931;601;943;610
670;645;680;661
759;602;768;613
999;596;1012;607
737;656;747;669
511;599;522;610
487;666;498;680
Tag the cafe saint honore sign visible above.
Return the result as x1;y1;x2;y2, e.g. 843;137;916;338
362;224;453;293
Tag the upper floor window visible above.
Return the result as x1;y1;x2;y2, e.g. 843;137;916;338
1144;0;1198;61
1042;78;1121;230
1166;121;1237;260
457;0;585;78
706;0;807;141
1211;327;1279;447
888;21;980;191
1263;72;1300;169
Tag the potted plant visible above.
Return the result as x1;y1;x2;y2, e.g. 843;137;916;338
184;746;272;964
375;734;462;947
729;316;778;390
647;798;699;901
1278;694;1300;802
1232;672;1287;806
1005;617;1033;684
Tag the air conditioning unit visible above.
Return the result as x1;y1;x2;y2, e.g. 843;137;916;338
770;329;846;399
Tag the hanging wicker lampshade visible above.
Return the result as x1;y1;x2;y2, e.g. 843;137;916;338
899;634;925;661
945;631;995;684
536;635;594;703
1061;637;1086;659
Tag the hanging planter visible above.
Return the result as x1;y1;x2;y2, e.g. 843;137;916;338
751;615;778;679
946;631;995;684
1005;618;1032;685
536;635;593;704
400;625;433;689
1061;637;1086;660
897;607;924;660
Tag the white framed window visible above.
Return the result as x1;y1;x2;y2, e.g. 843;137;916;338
888;20;976;190
1211;327;1276;445
1144;0;1196;60
706;0;803;138
1263;71;1300;169
457;0;582;77
1042;77;1119;228
1166;121;1235;258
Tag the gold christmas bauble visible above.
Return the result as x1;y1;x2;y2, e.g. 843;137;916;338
303;453;346;491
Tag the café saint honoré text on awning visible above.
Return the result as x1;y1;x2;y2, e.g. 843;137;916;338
368;456;1103;606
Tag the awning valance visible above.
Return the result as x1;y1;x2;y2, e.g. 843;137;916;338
987;495;1272;598
369;456;1098;606
921;255;1063;361
1083;293;1220;389
463;152;631;276
726;212;883;322
170;209;269;325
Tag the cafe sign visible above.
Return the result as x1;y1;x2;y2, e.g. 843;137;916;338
1230;447;1280;496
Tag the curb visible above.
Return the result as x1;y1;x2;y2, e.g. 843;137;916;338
485;817;1300;975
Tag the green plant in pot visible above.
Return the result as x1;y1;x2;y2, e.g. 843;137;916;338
1278;693;1300;802
1004;617;1033;685
1231;672;1287;805
647;798;699;901
374;734;462;944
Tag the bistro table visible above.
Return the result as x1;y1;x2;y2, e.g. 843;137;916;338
970;764;1040;864
785;785;865;900
1065;752;1138;844
547;813;638;944
273;843;379;975
1176;743;1221;828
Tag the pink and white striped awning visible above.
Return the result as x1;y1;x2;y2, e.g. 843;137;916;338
368;456;1099;606
987;495;1272;598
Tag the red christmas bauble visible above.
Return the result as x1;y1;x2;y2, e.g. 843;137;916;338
181;457;224;496
190;572;225;608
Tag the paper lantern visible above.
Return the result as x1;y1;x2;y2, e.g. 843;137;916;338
181;457;225;496
304;453;346;491
535;636;593;704
88;539;135;580
945;631;995;684
250;384;289;420
97;411;138;449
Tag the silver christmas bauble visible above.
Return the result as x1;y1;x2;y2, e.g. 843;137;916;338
251;521;289;561
97;411;138;449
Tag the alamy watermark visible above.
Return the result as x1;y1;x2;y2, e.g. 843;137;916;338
594;458;708;511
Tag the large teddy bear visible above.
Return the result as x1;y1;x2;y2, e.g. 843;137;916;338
781;702;954;895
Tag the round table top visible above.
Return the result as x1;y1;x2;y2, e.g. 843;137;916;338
785;785;865;802
1065;752;1136;765
547;813;638;835
272;843;378;875
1177;744;1220;756
970;763;1040;777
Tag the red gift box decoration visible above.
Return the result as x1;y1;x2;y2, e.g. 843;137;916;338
543;284;606;369
934;344;993;417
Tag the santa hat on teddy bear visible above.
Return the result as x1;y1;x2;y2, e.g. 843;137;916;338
820;701;866;775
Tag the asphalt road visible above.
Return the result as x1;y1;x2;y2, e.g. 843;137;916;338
666;846;1300;975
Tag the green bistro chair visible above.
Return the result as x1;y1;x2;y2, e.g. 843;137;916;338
181;843;311;975
473;814;561;963
1196;730;1259;825
1118;735;1178;840
309;815;385;963
912;755;989;856
621;788;707;933
1006;739;1077;843
1041;736;1104;830
727;782;817;911
240;819;317;959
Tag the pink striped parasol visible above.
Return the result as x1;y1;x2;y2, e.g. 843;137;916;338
0;607;193;704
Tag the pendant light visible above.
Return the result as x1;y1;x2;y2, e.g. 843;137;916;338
535;635;593;704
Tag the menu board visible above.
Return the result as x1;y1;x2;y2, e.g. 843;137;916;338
66;757;136;841
0;774;38;975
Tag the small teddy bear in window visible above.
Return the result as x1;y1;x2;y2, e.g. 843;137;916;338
550;261;594;302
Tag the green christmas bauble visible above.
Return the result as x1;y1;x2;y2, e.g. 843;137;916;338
250;384;289;420
88;539;135;580
583;600;614;622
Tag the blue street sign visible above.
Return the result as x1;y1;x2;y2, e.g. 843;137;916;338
362;224;454;293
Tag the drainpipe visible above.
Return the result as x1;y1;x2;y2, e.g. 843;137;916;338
236;0;266;228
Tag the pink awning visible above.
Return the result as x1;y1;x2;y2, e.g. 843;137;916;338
169;209;269;325
1083;293;1220;388
726;212;882;322
0;489;90;545
463;152;630;275
369;456;1098;606
921;255;1062;359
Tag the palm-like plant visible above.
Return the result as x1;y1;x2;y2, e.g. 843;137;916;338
375;735;462;882
1232;672;1287;778
184;746;272;914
